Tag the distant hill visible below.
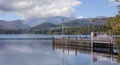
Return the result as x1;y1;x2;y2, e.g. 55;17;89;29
65;17;108;27
25;16;74;27
33;17;108;29
59;19;92;27
33;22;57;29
86;17;108;25
0;20;30;30
0;16;108;30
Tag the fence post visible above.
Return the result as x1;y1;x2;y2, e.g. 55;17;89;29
91;32;93;48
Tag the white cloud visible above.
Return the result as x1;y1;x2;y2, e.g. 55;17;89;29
0;0;81;19
77;16;84;19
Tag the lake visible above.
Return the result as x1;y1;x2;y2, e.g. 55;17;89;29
0;34;119;65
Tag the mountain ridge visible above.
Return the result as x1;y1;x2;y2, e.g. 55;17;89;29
0;16;108;30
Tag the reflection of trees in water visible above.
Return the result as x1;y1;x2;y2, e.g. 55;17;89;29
115;37;120;62
114;36;120;62
117;53;120;62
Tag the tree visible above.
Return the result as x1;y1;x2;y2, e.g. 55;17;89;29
107;15;120;35
107;15;120;52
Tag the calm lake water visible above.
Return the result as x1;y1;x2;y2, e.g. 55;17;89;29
0;34;120;65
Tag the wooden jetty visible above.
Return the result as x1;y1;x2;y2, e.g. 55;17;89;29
52;37;117;54
52;32;118;54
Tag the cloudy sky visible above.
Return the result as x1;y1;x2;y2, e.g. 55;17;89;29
0;0;119;20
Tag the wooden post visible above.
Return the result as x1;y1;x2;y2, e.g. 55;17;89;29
91;32;94;65
68;36;69;40
52;36;55;50
110;36;113;54
91;32;93;48
63;36;65;45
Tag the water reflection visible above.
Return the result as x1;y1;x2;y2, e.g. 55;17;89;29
0;40;64;65
53;43;120;65
0;39;120;65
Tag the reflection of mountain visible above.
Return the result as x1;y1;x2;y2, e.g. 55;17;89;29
0;20;30;30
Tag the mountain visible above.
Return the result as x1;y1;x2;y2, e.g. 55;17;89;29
57;17;107;27
0;16;108;30
25;16;74;27
0;20;30;30
45;16;74;24
86;17;108;25
33;22;57;29
59;19;92;27
33;17;108;29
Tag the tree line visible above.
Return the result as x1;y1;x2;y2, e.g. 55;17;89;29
0;25;107;35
